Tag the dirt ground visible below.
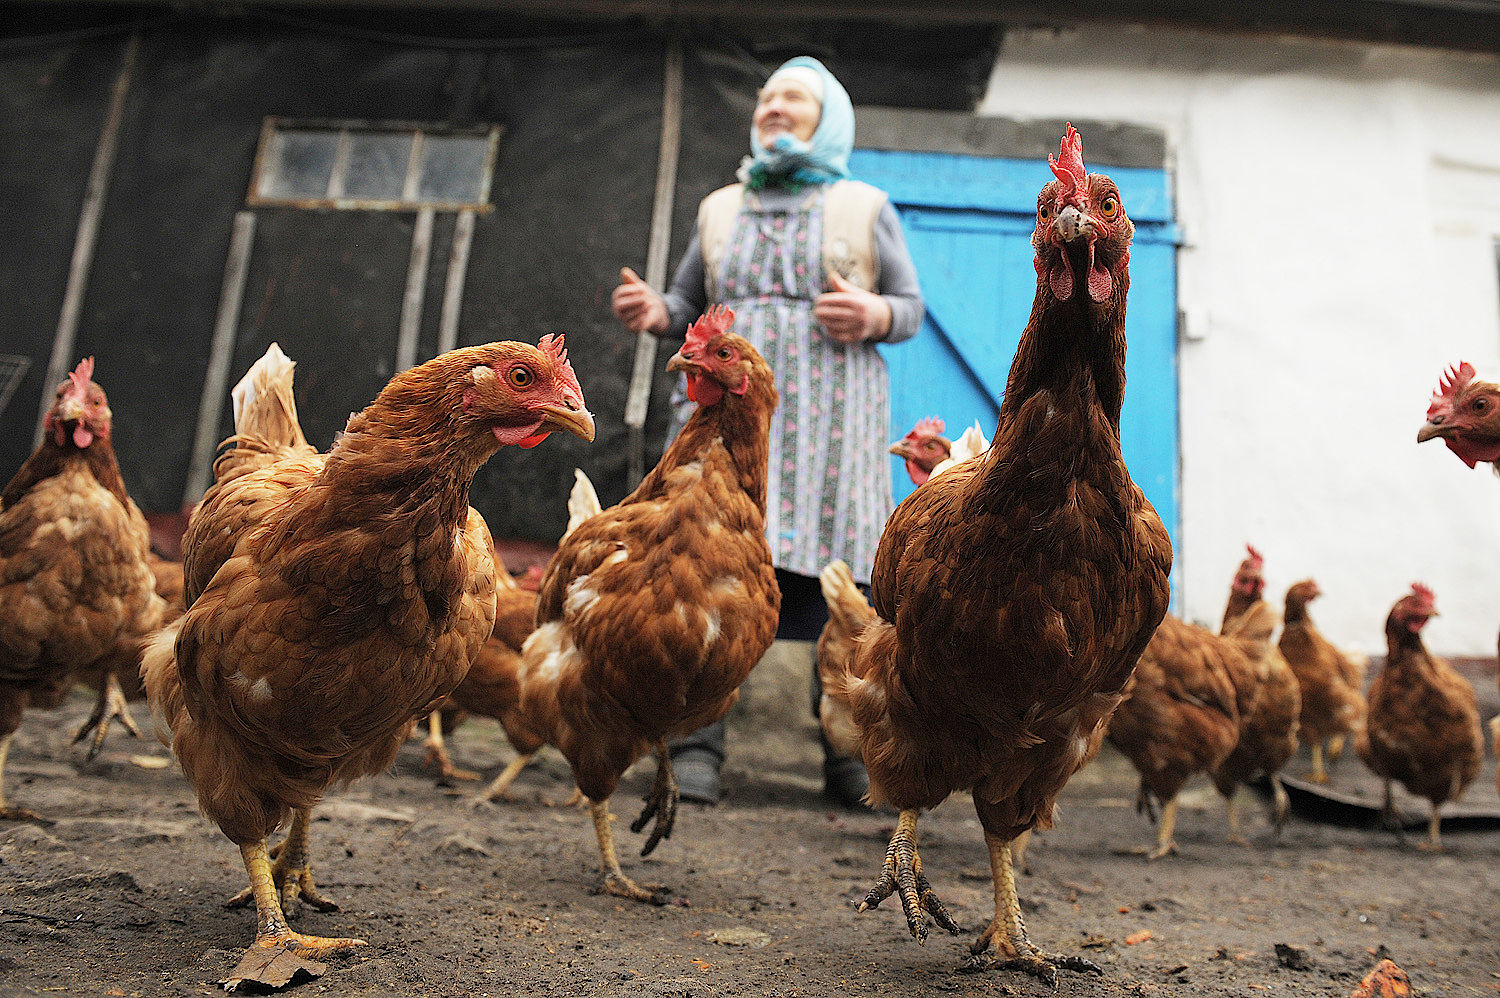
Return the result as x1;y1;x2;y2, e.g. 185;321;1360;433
4;643;1500;998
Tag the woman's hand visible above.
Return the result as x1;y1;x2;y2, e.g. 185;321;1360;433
814;270;892;344
612;267;670;334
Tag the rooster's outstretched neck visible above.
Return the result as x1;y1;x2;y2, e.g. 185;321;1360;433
1001;279;1130;431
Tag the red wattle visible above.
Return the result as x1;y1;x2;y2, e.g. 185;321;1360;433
517;431;552;450
688;374;725;407
1086;242;1113;302
73;425;94;449
1049;255;1074;302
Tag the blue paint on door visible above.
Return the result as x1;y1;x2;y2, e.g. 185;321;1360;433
852;149;1181;560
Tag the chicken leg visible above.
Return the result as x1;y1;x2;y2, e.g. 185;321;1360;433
0;734;43;821
590;799;669;905
1306;741;1329;783
1418;805;1444;852
227;808;340;916
224;838;365;990
960;831;1101;984
72;672;142;761
1148;796;1181;859
629;741;678;856
856;809;960;943
422;712;479;783
1224;791;1250;847
470;750;539;806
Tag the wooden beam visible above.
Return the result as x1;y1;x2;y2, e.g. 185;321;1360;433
34;29;139;448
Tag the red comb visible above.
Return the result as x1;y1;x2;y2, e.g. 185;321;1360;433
907;415;945;441
1048;123;1086;197
1427;361;1475;418
1243;544;1264;571
536;334;584;408
1409;582;1436;608
684;304;735;354
67;357;95;397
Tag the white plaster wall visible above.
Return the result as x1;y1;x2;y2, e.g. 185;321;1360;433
979;24;1500;655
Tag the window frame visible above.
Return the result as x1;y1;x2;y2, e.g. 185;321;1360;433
246;117;502;213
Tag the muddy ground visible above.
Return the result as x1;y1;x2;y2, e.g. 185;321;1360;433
4;643;1500;998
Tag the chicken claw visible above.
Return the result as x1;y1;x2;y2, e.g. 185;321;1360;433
856;809;959;944
422;712;479;784
227;809;339;917
959;832;1101;985
591;800;671;905
226;839;364;991
630;742;678;857
72;673;142;761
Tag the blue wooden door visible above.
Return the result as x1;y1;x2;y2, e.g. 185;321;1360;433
852;149;1181;558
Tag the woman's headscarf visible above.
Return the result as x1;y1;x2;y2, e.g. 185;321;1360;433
739;56;854;190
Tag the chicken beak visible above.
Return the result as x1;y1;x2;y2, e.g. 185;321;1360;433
1053;205;1094;244
665;350;698;375
537;403;596;443
57;398;86;422
888;440;912;458
1416;420;1450;443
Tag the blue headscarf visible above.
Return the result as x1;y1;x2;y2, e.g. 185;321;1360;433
739;56;854;190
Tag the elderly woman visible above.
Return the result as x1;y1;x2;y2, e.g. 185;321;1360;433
612;56;924;807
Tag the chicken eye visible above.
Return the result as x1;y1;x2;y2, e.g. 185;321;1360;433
507;366;534;389
715;346;733;361
1475;398;1490;412
1038;205;1052;220
1100;197;1119;218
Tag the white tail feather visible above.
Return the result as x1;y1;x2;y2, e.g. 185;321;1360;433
563;468;603;542
930;419;990;480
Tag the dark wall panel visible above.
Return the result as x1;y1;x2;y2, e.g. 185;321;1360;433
0;36;122;490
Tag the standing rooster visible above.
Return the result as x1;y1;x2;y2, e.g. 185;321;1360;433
142;338;593;986
1356;584;1482;850
512;305;779;904
822;125;1172;983
0;358;166;818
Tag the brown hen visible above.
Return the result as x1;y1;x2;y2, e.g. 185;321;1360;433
1279;579;1367;783
823;125;1172;984
513;306;779;904
1106;615;1244;859
1214;546;1300;844
141;338;593;982
0;359;166;818
1356;584;1482;850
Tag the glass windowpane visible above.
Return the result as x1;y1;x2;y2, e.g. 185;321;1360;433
344;132;414;201
262;129;337;199
418;134;489;203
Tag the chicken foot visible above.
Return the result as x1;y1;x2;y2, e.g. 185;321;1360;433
856;809;960;944
72;672;142;761
959;832;1101;984
0;734;43;822
1417;805;1444;852
1147;796;1181;859
422;712;479;783
227;808;340;916
1223;792;1250;847
224;839;365;991
629;741;678;856
470;750;538;806
590;799;669;905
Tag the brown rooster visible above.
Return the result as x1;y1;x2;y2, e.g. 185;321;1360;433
887;416;950;487
1356;584;1482;850
822;125;1172;984
1279;579;1367;783
142;338;593;984
1107;615;1244;859
511;305;779;904
1214;546;1300;844
0;358;166;818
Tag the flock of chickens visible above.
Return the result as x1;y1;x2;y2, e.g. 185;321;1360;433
0;124;1494;991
